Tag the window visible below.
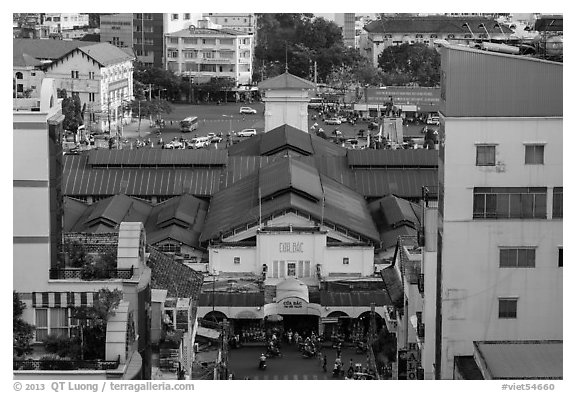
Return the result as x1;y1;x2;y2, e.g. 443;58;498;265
88;71;95;79
157;243;181;253
476;145;496;166
343;257;350;265
71;70;79;79
525;144;544;164
234;257;240;264
16;72;23;79
499;248;536;268
553;187;562;218
167;50;179;58
176;310;188;331
35;308;70;341
498;298;518;319
287;262;296;276
184;13;191;20
558;247;563;267
89;93;95;102
473;187;547;219
169;37;179;44
35;309;48;341
172;14;179;20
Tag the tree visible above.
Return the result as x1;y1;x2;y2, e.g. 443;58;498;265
14;291;34;358
70;288;122;360
57;89;84;133
133;61;182;100
128;98;172;131
378;43;441;87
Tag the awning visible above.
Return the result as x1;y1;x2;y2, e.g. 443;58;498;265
32;292;98;308
399;105;418;112
264;300;322;317
196;326;221;340
234;309;262;319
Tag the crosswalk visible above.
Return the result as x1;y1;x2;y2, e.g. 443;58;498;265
248;374;330;380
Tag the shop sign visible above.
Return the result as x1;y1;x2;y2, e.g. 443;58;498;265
281;299;303;309
279;242;304;253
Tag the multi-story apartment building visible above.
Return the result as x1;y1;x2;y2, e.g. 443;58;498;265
334;13;356;48
165;26;253;86
100;13;199;68
13;38;135;133
202;13;256;35
42;13;90;33
432;44;562;379
359;16;513;67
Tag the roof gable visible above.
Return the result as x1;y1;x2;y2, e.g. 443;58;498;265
364;16;514;35
258;72;316;90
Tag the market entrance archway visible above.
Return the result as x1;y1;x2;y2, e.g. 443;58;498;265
204;310;227;323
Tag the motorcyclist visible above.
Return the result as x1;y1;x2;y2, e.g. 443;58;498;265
259;353;267;370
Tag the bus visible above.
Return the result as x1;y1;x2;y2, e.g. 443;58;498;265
180;116;199;132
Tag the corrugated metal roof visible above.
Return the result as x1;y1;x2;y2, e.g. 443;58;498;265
13;38;87;61
84;194;137;226
260;124;314;155
319;291;391;307
441;45;562;117
198;292;264;307
379;267;404;308
454;356;484;380
474;340;563;379
258;72;316;90
351;169;437;198
347;149;438;168
364;16;513;34
87;149;227;167
78;43;134;66
200;159;380;242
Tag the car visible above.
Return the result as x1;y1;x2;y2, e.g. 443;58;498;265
237;129;257;137
239;107;257;114
165;140;184;149
325;118;341;125
427;114;440;125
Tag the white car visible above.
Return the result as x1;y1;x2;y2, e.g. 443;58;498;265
427;115;440;125
237;129;257;137
325;118;342;125
239;107;257;114
165;140;184;149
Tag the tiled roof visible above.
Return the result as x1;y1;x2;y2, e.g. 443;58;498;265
13;39;133;67
364;16;513;35
258;72;316;90
147;247;204;299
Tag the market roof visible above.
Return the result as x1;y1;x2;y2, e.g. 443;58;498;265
369;194;422;249
364;16;513;35
147;247;204;299
64;194;208;249
200;157;380;243
258;72;316;90
198;292;265;307
473;340;563;380
347;149;438;168
87;149;227;167
228;124;347;158
319;290;391;307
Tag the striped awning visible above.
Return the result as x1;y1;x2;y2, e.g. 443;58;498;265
32;292;99;308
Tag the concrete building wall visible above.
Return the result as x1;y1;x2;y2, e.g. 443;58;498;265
263;89;310;132
439;113;563;378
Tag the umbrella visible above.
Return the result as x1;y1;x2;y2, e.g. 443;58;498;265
266;314;283;322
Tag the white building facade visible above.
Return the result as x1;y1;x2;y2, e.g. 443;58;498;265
435;45;563;379
43;13;89;33
165;27;253;86
43;43;134;133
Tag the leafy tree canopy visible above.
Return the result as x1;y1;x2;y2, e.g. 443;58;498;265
57;89;84;132
377;43;441;87
13;292;34;357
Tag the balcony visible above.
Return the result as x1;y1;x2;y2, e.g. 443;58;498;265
49;266;134;280
13;356;120;371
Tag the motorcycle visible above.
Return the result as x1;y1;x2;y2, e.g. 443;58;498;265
266;346;282;358
258;355;267;370
332;364;343;378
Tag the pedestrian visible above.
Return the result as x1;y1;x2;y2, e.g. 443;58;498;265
322;354;327;372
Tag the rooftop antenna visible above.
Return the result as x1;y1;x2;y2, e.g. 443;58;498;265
285;41;288;72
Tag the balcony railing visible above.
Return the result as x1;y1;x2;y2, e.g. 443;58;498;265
49;266;134;280
14;356;120;371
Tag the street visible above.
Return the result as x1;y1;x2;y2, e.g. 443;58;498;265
119;101;428;148
227;344;371;380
